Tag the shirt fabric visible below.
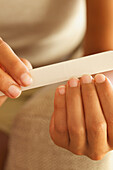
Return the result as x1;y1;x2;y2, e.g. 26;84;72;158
0;0;86;66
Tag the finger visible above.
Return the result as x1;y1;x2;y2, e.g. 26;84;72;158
94;74;113;148
0;38;32;86
66;77;86;155
20;58;33;70
0;68;21;98
0;58;33;73
0;96;7;106
0;63;6;72
80;75;108;155
50;112;68;148
51;85;69;148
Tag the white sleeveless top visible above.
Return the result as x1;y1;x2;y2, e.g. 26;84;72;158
0;0;86;66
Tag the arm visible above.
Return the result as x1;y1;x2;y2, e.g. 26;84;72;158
84;0;113;56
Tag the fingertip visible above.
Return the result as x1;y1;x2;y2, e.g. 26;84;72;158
58;85;66;95
20;73;33;86
80;74;93;84
20;58;33;70
54;85;66;110
94;74;106;84
7;85;22;99
68;77;79;88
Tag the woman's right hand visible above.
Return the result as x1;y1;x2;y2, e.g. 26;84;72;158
0;38;33;99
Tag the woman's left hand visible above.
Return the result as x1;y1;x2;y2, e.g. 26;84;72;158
0;57;32;107
50;74;113;160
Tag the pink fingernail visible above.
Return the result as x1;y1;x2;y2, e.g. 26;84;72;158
58;86;65;95
8;85;21;98
20;73;33;86
81;75;92;84
69;77;79;87
95;74;105;83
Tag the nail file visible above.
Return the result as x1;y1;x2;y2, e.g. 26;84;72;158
0;51;113;97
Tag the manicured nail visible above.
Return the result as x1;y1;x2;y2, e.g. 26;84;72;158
81;75;92;84
58;86;65;95
20;73;33;86
69;77;79;87
95;74;105;83
8;85;21;98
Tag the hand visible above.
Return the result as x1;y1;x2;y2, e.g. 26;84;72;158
49;73;113;160
0;38;33;99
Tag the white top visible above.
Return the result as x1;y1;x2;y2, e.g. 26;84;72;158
0;0;86;66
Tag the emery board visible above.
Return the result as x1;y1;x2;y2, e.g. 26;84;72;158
0;51;113;97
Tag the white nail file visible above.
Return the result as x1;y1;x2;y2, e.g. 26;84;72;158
0;51;113;97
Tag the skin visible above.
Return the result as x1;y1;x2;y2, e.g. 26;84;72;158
50;0;113;161
0;0;113;168
50;75;113;160
0;38;33;170
84;0;113;55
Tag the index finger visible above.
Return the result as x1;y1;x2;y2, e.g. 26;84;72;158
0;38;32;86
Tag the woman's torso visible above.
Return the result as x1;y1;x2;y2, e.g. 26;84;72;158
0;0;86;66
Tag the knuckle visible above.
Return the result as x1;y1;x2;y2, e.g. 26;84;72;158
71;150;83;156
90;122;106;134
89;153;104;161
49;129;64;147
55;125;67;134
69;126;85;137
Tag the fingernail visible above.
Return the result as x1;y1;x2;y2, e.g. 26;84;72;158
20;73;33;86
69;77;79;87
8;85;21;98
58;86;65;95
95;74;105;83
81;75;92;84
